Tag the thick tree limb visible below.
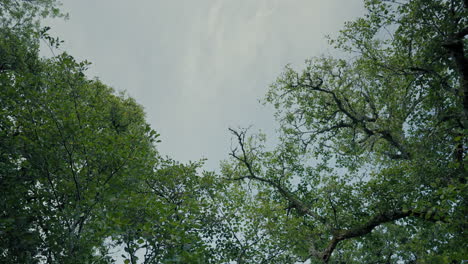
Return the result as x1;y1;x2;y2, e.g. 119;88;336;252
315;209;445;263
443;29;468;126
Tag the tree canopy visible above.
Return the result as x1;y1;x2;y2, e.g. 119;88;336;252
1;1;219;263
224;0;467;262
1;0;467;263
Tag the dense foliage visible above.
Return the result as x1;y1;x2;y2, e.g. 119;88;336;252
0;1;219;263
224;0;467;263
1;0;467;263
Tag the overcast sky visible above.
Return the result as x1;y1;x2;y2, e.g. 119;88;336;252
45;0;365;171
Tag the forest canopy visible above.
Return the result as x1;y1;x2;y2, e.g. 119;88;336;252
0;0;467;263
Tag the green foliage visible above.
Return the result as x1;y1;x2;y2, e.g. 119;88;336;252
224;0;468;263
2;0;467;263
0;1;218;263
0;38;159;262
110;159;221;263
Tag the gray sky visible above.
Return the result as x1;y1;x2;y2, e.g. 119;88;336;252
46;0;365;171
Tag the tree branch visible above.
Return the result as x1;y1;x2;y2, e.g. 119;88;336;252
297;76;411;159
443;28;468;125
318;209;445;263
228;128;326;224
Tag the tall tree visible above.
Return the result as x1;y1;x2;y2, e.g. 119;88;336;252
1;43;160;262
111;159;222;264
0;1;218;263
225;0;467;263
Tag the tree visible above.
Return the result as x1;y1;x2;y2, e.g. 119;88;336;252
0;1;219;263
3;0;467;263
224;0;467;263
110;159;222;264
1;44;160;262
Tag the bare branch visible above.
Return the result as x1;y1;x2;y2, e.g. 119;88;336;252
228;128;326;224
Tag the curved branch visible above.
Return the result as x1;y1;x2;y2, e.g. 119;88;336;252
297;77;411;159
318;209;444;262
228;128;326;224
